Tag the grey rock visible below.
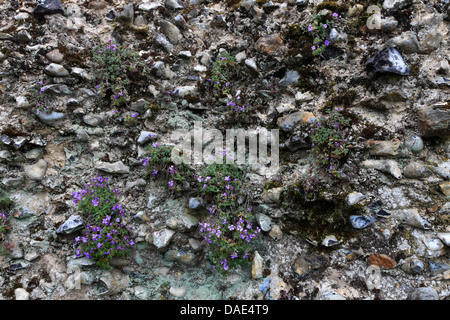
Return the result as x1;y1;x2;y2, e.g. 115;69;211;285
76;129;89;142
71;67;91;80
329;28;347;44
418;107;450;137
403;162;429;179
279;70;299;87
437;233;450;247
256;213;272;232
242;0;256;11
362;159;402;179
138;2;162;11
292;254;328;280
83;114;106;127
172;85;197;97
46;48;64;63
169;286;187;298
151;61;174;79
24;159;48;180
252;251;264;279
137;131;159;145
401;257;424;274
165;0;184;10
179;50;192;59
433;161;450;179
211;15;227;27
15;288;30;300
164;249;195;265
322;235;340;247
95;161;130;174
16;96;29;109
44;63;70;77
152;228;175;249
386;31;421;53
349;215;377;229
381;17;398;31
394;208;432;229
346;192;365;206
24;148;44;160
36;110;66;126
117;3;134;23
67;257;96;267
424;238;444;251
189;197;203;210
155;33;174;52
366;47;410;77
56;215;84;234
409;287;439;300
160;20;182;44
245;58;258;72
404;135;424;153
16;30;32;43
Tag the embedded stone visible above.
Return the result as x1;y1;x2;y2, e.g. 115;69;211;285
44;63;70;77
255;34;283;55
95;161;130;174
24;159;48;180
368;253;397;269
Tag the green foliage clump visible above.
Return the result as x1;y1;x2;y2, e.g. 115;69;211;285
91;39;140;110
310;110;351;177
139;140;192;192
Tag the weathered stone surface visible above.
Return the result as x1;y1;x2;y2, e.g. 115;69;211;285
95;161;130;174
160;20;182;44
252;251;263;279
255;34;283;54
44;63;70;77
362;159;402;179
24;159;48;180
152;228;175;249
365;139;401;156
418;107;450;137
56;215;84;234
277;111;316;132
46;49;64;63
403;162;430;179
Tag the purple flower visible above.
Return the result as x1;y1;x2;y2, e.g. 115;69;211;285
324;39;330;46
323;24;327;28
311;46;316;51
308;24;313;32
168;180;174;187
333;12;338;18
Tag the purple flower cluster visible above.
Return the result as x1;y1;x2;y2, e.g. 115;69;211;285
72;175;133;268
74;216;134;260
199;211;260;272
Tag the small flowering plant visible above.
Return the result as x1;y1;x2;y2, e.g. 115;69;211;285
72;175;121;223
91;39;139;109
225;96;253;123
140;139;192;192
293;173;322;201
27;80;56;113
309;110;351;177
305;11;339;56
199;205;260;274
196;152;243;203
207;52;235;99
75;217;134;270
124;112;139;123
72;175;134;269
0;212;10;239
